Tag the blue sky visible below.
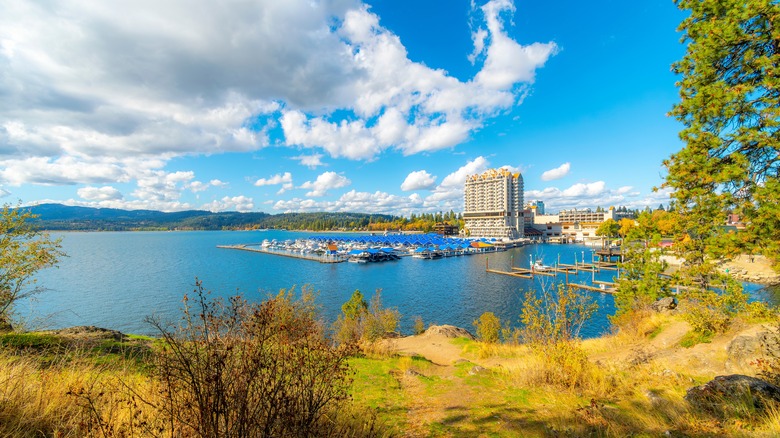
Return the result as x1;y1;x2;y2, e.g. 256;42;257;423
0;0;686;215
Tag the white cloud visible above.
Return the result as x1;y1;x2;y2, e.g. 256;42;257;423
540;162;570;181
473;0;559;89
299;171;351;197
524;181;670;211
292;154;325;169
189;179;227;193
561;181;605;197
278;3;556;160
254;172;294;194
400;170;437;191
201;195;254;213
77;186;123;201
440;156;490;189
254;172;293;187
1;0;558;210
0;156;129;186
274;190;423;215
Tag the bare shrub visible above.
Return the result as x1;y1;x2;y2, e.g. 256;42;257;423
518;282;599;390
412;316;425;335
145;281;357;438
519;283;598;347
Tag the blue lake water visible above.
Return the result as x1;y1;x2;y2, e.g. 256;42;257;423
23;230;778;338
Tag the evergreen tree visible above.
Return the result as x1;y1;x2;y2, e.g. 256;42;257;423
667;0;779;270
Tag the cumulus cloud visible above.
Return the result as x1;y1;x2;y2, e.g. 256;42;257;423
201;196;254;213
254;172;293;187
473;0;559;89
525;181;668;211
299;171;351;197
274;190;424;215
189;179;227;193
293;154;325;169
540;162;570;181
1;0;557;211
278;1;556;160
77;186;123;201
400;170;437;191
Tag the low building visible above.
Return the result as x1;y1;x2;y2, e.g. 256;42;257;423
433;222;458;236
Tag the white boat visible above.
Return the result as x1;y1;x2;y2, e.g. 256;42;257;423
533;260;552;271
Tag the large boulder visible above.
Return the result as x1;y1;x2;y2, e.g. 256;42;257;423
651;297;677;313
423;325;475;340
685;374;780;417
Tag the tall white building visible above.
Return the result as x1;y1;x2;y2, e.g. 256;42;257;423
463;168;524;239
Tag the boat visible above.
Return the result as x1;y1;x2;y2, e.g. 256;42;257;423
533;260;552;271
348;257;368;264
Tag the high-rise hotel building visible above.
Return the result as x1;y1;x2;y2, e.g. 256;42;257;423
463;168;524;239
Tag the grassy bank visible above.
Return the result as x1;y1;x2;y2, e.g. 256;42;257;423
1;311;779;437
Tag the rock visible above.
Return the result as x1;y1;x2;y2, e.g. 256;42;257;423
644;390;664;407
651;297;677;313
685;375;780;417
423;325;475;340
52;325;125;341
468;365;487;376
726;335;763;372
404;369;424;377
726;330;780;372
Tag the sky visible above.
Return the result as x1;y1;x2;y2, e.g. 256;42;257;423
0;0;688;215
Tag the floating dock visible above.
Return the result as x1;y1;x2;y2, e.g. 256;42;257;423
217;244;347;263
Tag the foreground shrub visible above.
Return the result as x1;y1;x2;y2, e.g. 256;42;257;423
473;312;501;343
680;277;747;338
334;289;400;345
519;283;598;347
515;282;600;391
146;281;357;437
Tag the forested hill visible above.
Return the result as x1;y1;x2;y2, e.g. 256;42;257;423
24;204;398;231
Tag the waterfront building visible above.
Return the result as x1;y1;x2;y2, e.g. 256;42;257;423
525;200;545;215
463;168;524;239
527;206;634;243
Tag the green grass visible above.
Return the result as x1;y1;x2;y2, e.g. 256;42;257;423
348;356;410;431
679;330;714;348
648;324;665;339
0;332;65;350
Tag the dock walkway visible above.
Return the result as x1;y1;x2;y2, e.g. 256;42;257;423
217;244;347;263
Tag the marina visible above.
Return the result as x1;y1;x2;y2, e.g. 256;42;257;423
218;233;524;264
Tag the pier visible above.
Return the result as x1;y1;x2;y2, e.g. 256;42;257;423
485;255;621;295
217;244;347;263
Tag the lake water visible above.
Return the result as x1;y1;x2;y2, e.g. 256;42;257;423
23;230;778;338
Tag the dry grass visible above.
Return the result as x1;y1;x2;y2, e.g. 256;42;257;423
4;310;780;437
0;352;155;437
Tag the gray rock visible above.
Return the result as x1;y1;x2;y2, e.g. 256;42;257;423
651;297;677;313
726;335;763;372
423;325;475;340
468;365;487;376
685;374;780;417
726;330;780;372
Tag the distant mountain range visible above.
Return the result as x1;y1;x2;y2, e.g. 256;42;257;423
24;203;396;231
